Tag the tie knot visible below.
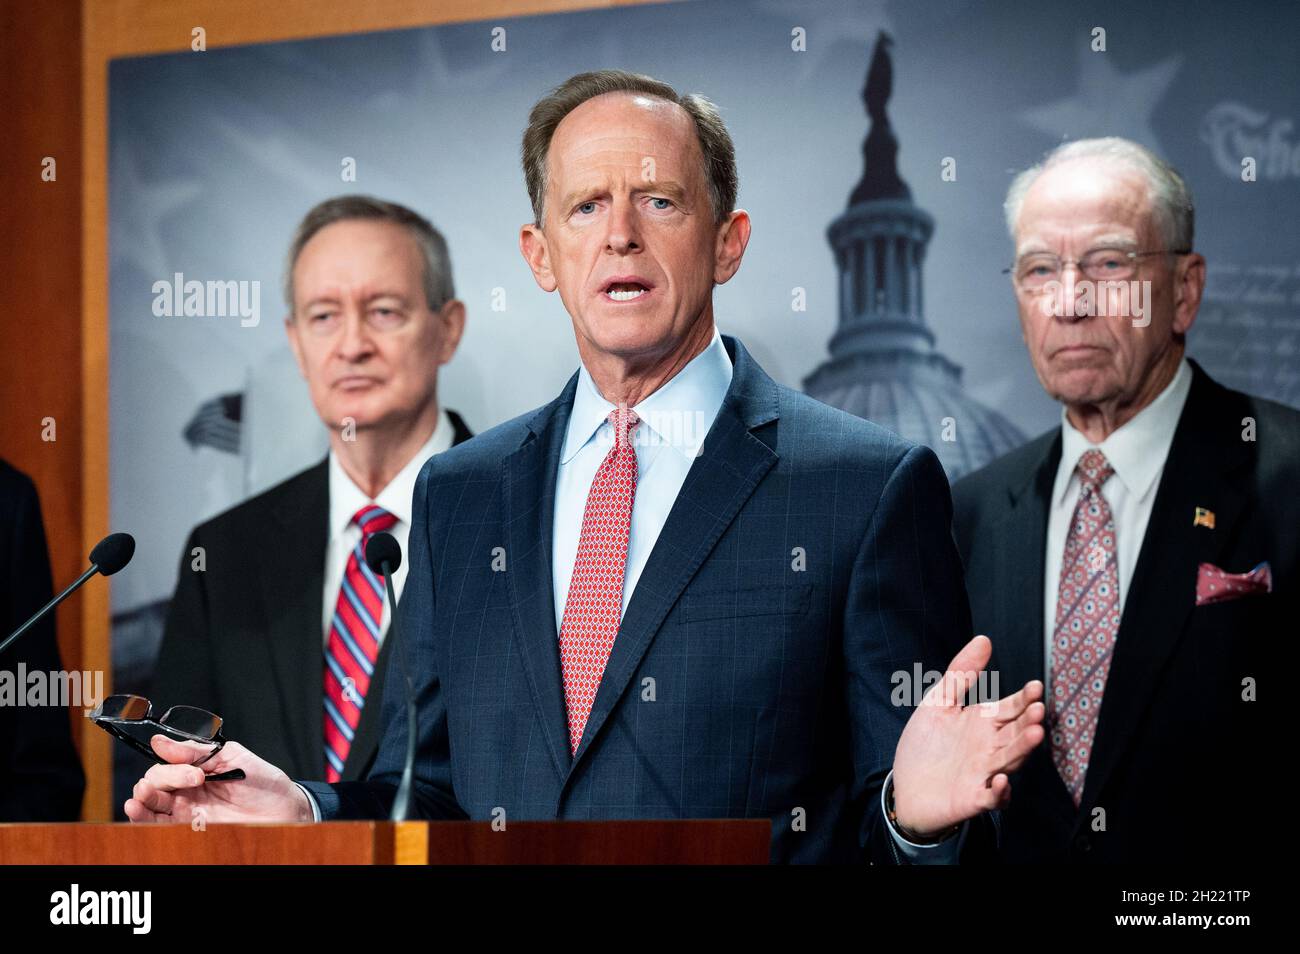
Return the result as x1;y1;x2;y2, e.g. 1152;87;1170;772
353;504;397;535
1075;449;1114;491
606;406;640;447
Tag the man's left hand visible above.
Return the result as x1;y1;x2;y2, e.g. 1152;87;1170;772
891;635;1045;840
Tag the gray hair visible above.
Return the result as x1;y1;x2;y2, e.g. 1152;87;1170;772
283;195;455;310
521;69;738;227
1004;137;1195;251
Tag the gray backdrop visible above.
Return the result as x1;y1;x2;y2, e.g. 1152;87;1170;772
107;0;1299;712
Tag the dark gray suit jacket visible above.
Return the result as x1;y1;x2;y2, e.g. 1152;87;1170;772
153;411;473;781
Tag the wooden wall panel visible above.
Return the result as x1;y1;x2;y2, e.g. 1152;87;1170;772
0;0;87;808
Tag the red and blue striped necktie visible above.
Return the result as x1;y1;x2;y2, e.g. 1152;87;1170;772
323;504;398;782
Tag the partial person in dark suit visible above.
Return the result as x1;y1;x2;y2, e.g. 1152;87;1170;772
952;137;1293;863
128;72;1045;864
0;458;86;820
152;196;471;783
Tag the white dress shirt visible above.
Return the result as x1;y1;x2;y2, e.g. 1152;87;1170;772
1043;358;1193;696
322;408;453;643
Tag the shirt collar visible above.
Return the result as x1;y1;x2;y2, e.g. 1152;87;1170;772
1054;357;1193;506
328;407;452;538
561;328;733;464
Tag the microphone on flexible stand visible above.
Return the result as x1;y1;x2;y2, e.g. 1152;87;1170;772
364;531;415;822
1;532;135;657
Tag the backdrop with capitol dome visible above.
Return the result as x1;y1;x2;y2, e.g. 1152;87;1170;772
104;0;1299;811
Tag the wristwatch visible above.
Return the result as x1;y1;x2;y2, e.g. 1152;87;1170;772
885;775;961;845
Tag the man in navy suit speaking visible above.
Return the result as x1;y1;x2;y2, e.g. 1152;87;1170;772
126;70;1044;863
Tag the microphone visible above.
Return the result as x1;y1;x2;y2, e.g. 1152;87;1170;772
1;532;136;657
89;532;135;576
364;531;415;823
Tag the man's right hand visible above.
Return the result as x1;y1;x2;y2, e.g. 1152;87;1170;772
124;735;313;824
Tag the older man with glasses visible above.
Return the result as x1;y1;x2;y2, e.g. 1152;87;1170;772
952;137;1296;863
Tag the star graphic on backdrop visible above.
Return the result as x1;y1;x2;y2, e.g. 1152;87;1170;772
758;0;893;81
373;25;512;111
1019;45;1182;152
216;45;412;189
209;115;342;189
110;138;203;279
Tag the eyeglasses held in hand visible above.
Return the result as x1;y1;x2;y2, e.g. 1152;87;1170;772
89;694;245;781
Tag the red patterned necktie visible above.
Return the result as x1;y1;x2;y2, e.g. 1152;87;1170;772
558;406;640;756
1049;449;1120;805
323;504;398;782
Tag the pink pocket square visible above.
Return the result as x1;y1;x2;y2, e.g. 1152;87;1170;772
1196;561;1272;606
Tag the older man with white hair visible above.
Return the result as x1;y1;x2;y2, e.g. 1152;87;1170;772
952;137;1296;863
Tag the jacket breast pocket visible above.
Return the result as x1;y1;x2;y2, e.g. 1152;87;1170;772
669;583;823;709
678;582;812;622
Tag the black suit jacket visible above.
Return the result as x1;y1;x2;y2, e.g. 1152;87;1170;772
0;459;86;820
152;411;472;781
952;361;1294;863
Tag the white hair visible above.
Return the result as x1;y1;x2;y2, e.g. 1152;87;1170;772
1003;137;1195;251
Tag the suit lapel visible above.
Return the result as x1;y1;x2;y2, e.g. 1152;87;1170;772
342;617;396;780
501;375;580;781
259;459;329;779
568;337;780;770
1080;362;1251;809
998;431;1081;819
446;408;474;447
503;338;785;781
995;433;1059;694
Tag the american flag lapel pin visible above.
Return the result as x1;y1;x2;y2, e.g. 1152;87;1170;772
1193;506;1215;529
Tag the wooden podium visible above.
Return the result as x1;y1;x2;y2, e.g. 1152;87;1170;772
0;819;770;865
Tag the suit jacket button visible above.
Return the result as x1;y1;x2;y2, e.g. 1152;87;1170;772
1073;832;1091;853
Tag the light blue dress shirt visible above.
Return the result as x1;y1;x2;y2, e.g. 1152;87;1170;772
551;330;731;633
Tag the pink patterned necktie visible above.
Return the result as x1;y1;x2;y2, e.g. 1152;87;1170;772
323;504;398;782
1049;449;1120;806
558;406;640;755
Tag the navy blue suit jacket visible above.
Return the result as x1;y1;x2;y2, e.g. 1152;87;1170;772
302;336;977;863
